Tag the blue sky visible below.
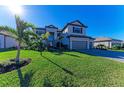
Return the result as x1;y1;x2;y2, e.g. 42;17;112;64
0;5;124;40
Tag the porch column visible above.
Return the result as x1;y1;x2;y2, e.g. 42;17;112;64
109;41;112;48
87;39;90;49
70;41;72;50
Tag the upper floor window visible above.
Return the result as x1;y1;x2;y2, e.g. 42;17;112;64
36;30;42;35
36;30;45;36
73;27;82;33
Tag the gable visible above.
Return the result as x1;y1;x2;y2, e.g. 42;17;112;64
46;25;58;29
69;20;88;28
71;21;82;26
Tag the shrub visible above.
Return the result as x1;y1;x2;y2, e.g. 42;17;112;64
96;44;107;50
112;45;121;50
122;44;124;48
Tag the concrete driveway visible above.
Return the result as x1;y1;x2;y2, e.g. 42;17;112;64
79;49;124;62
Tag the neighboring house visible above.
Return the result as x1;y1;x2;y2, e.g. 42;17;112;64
94;37;123;48
0;33;17;49
35;20;94;50
35;25;58;47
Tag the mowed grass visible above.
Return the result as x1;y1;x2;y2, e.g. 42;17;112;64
0;50;124;87
112;49;124;52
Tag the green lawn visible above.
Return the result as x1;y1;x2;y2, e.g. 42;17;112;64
0;50;124;87
112;49;124;52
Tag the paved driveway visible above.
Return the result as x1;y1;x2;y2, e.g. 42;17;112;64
79;49;124;62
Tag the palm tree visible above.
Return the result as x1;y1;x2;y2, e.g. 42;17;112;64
42;32;50;50
23;30;38;49
0;16;35;62
23;31;50;56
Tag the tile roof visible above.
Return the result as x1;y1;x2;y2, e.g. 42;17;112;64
94;37;123;42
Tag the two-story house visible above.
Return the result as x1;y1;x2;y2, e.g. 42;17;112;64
61;20;94;50
35;20;94;50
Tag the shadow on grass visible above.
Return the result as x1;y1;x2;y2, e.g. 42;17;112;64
49;50;81;58
41;54;74;76
16;68;24;87
43;75;76;87
23;70;34;87
64;53;81;58
16;63;34;87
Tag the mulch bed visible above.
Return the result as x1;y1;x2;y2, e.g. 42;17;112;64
0;58;31;74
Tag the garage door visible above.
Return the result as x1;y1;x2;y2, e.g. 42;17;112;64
72;41;88;50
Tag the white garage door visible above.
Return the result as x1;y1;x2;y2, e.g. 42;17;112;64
72;41;88;50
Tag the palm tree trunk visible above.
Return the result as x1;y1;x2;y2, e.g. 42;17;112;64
16;42;21;62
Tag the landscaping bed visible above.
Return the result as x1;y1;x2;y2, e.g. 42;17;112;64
0;58;31;74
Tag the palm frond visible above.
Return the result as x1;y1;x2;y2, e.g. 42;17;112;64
16;16;35;31
25;22;36;29
42;32;50;40
23;30;38;38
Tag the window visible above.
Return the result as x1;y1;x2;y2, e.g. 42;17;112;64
48;32;54;41
73;27;82;33
36;30;44;35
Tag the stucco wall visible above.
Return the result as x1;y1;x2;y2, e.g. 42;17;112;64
70;37;89;41
94;41;111;48
112;40;123;46
94;40;123;48
65;25;86;36
5;36;17;48
63;27;68;33
0;35;4;48
0;35;17;48
62;33;70;48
